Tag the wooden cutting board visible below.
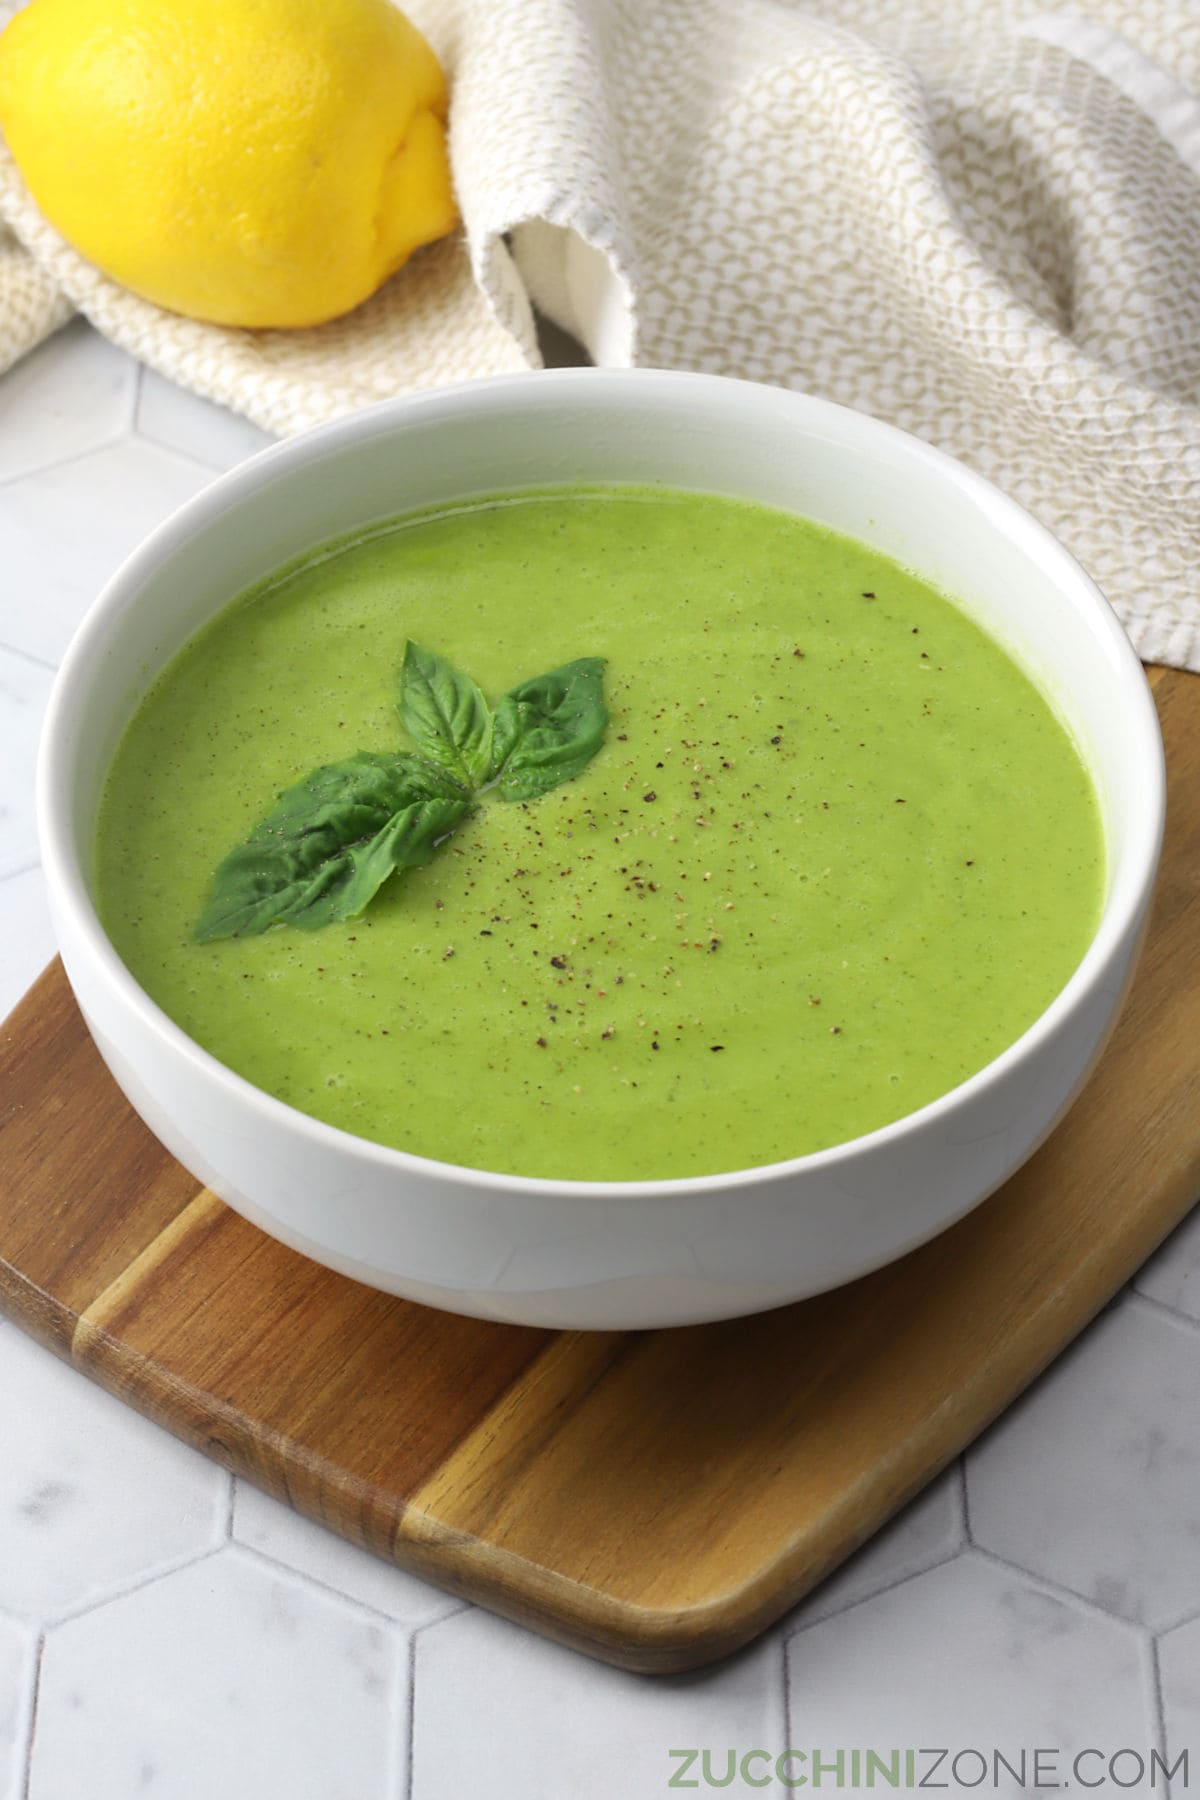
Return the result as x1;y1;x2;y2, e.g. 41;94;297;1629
1;663;1197;1675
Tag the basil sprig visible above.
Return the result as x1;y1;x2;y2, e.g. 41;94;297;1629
195;644;607;941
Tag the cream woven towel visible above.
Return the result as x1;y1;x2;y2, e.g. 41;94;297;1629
2;0;1199;669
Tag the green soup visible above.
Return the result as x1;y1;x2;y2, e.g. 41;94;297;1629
95;487;1104;1181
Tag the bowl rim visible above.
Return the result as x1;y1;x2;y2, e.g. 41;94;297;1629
36;366;1167;1202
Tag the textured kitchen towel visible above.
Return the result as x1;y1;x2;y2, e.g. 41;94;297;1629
1;0;1199;669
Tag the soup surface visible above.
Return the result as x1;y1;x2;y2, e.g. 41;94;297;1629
95;487;1104;1180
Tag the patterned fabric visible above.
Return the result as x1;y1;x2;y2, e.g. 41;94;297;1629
1;0;1198;666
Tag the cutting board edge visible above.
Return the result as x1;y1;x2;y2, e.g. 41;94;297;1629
3;1168;1193;1678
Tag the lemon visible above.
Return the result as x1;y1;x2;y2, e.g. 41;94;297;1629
0;0;458;328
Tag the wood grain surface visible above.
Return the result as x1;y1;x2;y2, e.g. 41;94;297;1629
1;664;1196;1674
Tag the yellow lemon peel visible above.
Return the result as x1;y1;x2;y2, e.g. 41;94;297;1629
0;0;459;328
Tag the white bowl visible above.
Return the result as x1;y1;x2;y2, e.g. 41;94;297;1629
38;370;1164;1330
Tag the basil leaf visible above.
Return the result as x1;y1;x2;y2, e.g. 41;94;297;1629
272;795;471;932
490;657;608;803
194;752;470;942
399;641;494;789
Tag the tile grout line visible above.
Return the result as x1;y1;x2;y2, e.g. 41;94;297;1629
234;1536;407;1624
1128;1287;1200;1337
400;1629;416;1800
0;426;224;494
969;1542;1157;1633
0;437;124;495
0;854;42;886
1145;1593;1200;1639
779;1625;794;1799
1147;1633;1169;1770
0;641;57;675
133;420;259;477
132;346;279;470
957;1454;974;1545
784;1544;966;1642
399;1611;473;1800
44;1540;228;1632
784;1634;791;1785
19;1631;44;1800
229;1536;465;1633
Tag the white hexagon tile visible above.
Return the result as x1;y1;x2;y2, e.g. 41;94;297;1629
0;319;135;487
0;437;215;667
786;1556;1155;1772
29;1550;405;1800
410;1608;787;1799
0;1326;228;1622
3;322;1200;1799
967;1296;1200;1630
0;862;56;1020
